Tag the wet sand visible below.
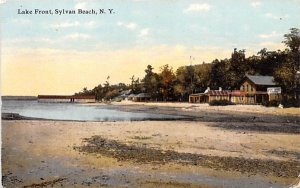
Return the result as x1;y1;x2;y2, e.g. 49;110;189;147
2;104;300;187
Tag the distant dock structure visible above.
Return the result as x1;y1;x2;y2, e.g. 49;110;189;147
37;95;96;103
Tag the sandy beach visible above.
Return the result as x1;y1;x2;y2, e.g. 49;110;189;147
2;103;300;188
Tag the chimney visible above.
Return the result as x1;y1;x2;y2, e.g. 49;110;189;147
204;87;210;93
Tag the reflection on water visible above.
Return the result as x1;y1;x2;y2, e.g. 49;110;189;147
1;100;182;121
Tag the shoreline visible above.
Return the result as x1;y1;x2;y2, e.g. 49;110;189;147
84;101;300;116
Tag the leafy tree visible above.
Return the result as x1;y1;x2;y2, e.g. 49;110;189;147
174;67;188;100
142;65;154;92
130;75;142;94
159;64;175;101
275;28;300;100
194;63;211;92
283;28;300;53
92;84;103;101
83;87;88;93
209;59;229;89
227;48;249;89
173;84;185;101
142;65;161;100
175;66;193;98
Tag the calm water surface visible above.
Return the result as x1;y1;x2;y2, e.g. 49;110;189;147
1;100;183;121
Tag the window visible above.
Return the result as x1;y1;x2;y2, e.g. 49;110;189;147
246;85;249;92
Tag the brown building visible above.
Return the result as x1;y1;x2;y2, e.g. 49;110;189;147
132;93;151;102
189;89;231;103
232;75;280;104
189;75;281;104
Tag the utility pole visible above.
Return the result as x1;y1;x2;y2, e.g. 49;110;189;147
190;56;195;94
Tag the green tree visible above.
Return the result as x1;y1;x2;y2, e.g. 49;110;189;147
174;67;189;101
210;59;229;89
142;65;161;99
175;66;193;95
92;84;103;101
194;63;212;92
275;28;300;101
283;28;300;53
227;48;249;89
159;64;175;101
173;84;185;101
130;75;142;94
82;87;88;94
142;65;154;93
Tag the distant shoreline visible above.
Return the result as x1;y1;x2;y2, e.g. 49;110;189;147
1;96;37;100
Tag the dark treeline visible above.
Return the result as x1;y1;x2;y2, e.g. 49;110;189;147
76;28;300;103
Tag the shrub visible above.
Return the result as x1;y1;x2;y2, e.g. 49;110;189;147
263;98;300;108
281;98;300;108
113;98;122;102
262;100;280;107
209;100;235;106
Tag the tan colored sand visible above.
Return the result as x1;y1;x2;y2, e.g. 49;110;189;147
2;120;300;187
6;120;299;161
107;101;300;116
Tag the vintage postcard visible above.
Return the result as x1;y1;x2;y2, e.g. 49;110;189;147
1;0;300;187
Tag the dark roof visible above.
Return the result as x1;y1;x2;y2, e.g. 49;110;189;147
246;75;275;86
120;89;132;95
128;94;136;98
135;93;151;98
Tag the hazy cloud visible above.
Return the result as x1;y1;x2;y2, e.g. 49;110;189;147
117;21;137;30
85;21;96;27
65;33;90;40
139;28;150;37
4;37;55;46
265;13;289;20
51;21;97;29
251;1;261;7
52;21;80;28
258;31;281;39
74;2;86;9
12;18;32;24
184;3;211;13
259;41;285;50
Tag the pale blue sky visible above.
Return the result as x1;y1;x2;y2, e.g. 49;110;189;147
2;0;300;51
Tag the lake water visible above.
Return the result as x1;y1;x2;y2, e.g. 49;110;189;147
1;100;183;121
